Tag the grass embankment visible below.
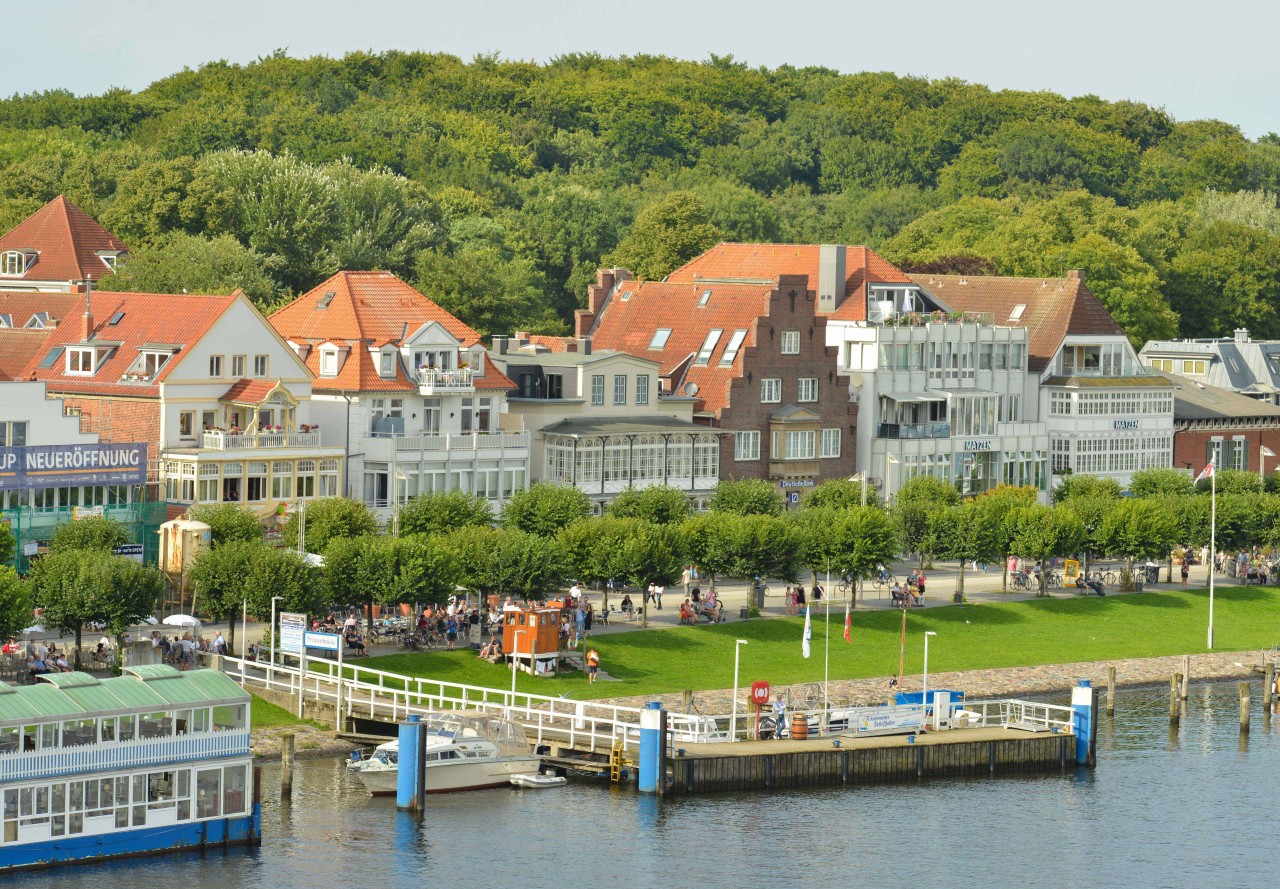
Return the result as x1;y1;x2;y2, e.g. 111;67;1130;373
249;692;323;729
339;585;1280;701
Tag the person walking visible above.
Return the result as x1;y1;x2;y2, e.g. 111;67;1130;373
772;695;787;739
586;647;600;684
682;565;691;599
1180;560;1189;590
654;583;664;610
574;605;586;648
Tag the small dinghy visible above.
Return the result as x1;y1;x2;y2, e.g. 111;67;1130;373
509;772;567;789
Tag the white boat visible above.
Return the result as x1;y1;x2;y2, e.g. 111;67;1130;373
354;713;541;796
509;772;566;789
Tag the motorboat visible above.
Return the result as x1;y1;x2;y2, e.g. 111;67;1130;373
354;712;541;795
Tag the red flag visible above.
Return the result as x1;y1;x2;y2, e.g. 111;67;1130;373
843;601;852;644
1195;461;1215;483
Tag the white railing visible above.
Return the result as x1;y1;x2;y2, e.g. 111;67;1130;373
0;729;251;783
959;699;1074;733
201;431;321;450
393;431;530;452
415;368;474;390
216;655;719;751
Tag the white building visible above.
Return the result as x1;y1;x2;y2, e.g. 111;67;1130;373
488;335;720;513
1139;328;1280;406
269;272;529;520
915;270;1173;490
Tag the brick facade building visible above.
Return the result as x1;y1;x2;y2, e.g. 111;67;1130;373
578;267;857;494
1161;371;1280;474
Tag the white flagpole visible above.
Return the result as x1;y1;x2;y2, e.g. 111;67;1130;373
1208;463;1216;650
824;561;831;719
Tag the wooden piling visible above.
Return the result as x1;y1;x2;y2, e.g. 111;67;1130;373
682;690;693;714
1106;666;1116;716
1239;682;1250;731
281;732;295;800
1265;662;1276;715
1181;656;1190;700
1169;674;1181;723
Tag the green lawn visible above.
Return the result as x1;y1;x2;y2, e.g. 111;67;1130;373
249;692;322;729
337;585;1280;701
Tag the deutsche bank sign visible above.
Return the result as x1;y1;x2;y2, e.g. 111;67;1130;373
0;443;148;491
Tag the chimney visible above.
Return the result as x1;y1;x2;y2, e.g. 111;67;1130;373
493;335;508;355
564;339;578;353
81;278;94;341
579;335;592;356
515;331;530;349
574;309;595;338
817;245;846;313
1066;268;1083;283
1234;327;1250;343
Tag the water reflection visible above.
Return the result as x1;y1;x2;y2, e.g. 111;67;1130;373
8;682;1277;889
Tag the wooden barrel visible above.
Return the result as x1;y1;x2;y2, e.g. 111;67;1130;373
790;713;809;741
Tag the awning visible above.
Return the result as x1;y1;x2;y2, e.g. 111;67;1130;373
885;392;947;403
927;388;999;399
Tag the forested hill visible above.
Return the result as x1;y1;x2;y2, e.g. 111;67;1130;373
4;51;1280;344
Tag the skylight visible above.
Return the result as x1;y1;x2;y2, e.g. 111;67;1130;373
719;329;748;366
109;310;125;325
698;290;712;307
0;314;11;329
316;291;335;309
620;290;633;302
1009;304;1026;321
649;328;672;350
694;328;722;365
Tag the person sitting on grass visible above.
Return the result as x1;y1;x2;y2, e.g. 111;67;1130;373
479;635;503;659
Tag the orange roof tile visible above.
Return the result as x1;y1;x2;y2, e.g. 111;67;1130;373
0;328;53;380
8;290;238;396
0;196;128;284
220;379;281;403
300;345;415;393
270;271;482;348
587;279;775;414
909;271;1126;371
666;243;912;322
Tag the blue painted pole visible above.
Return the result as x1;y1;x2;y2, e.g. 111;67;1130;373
397;715;421;809
1071;680;1094;766
638;702;662;794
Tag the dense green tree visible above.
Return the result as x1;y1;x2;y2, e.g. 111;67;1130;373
1053;474;1124;503
398;490;493;537
559;516;637;593
48;516;130;554
31;550;161;666
187;503;264;548
1006;505;1085;596
97;232;281;310
242;546;324;621
502;483;591;536
605;191;722;279
189;540;262;652
709;478;785;516
1129;467;1196;499
792;506;898;591
805;478;879;511
281;497;377;555
0;520;14;568
1098;498;1179;586
1195;468;1263;495
607;486;693;524
929;501;1009;599
0;567;32;642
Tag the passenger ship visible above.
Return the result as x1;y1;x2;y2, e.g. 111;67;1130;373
0;665;260;872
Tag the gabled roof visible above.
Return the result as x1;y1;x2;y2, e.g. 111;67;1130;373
10;290;239;396
0;196;128;284
270;271;482;348
298;339;516;394
908;271;1125;372
1157;370;1280;422
666;243;913;322
587;279;775;414
221;378;286;404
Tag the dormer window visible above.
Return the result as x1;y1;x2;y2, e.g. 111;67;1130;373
97;250;123;272
379;351;396;378
131;351;171;378
66;347;96;375
1;251;28;276
24;312;48;329
320;350;338;376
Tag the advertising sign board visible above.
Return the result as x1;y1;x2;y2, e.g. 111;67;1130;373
279;612;306;655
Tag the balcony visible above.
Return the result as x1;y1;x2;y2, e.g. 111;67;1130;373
201;431;321;450
1053;365;1162;378
877;422;951;440
416;367;475;394
0;729;251;783
393;431;530;453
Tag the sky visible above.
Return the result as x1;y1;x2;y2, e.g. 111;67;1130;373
5;0;1280;138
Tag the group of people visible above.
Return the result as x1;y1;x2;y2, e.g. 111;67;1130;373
783;583;824;614
678;587;722;624
891;571;926;607
150;630;223;670
560;587;596;648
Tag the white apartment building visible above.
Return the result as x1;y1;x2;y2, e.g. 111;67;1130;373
270;272;529;521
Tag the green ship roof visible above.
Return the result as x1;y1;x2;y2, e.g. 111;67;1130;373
0;668;249;726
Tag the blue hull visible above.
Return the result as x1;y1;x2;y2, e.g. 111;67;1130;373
1;805;260;873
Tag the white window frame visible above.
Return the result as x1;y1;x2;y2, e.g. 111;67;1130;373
319;350;338;376
635;374;650;406
0;251;26;276
720;329;748;366
734;431;760;461
785;430;815;460
760;378;781;403
231;355;246;377
254;355;269;377
649;329;671;350
695;329;723;366
781;330;800;355
66;347;95;375
798;378;817;402
613;375;627;405
209;355;223;378
820;428;841;458
591;375;605;406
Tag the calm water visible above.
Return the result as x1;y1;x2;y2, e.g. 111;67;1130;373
9;682;1280;889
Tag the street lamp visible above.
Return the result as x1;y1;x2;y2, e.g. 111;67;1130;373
730;639;748;742
510;629;527;717
923;630;937;729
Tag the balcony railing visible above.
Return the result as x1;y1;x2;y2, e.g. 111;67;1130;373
0;729;251;783
393;431;530;452
877;311;996;327
877;422;951;440
201;431;321;450
1053;365;1162;378
415;368;474;392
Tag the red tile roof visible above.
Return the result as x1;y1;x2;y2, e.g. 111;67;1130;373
909;271;1126;371
0;328;52;380
666;243;912;322
7;290;238;396
220;379;281;404
296;341;515;394
587;279;775;414
0;196;128;284
270;271;482;347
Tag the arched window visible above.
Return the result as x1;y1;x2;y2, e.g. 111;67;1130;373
0;251;27;275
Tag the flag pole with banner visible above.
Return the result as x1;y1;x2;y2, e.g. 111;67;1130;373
802;604;812;659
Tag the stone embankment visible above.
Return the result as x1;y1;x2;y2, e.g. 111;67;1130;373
251;723;359;761
597;650;1275;713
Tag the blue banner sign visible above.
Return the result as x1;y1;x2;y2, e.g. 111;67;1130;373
0;443;148;491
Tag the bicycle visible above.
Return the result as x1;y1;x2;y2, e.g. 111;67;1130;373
872;574;897;591
1045;572;1064;590
1100;570;1117;586
1011;572;1034;591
